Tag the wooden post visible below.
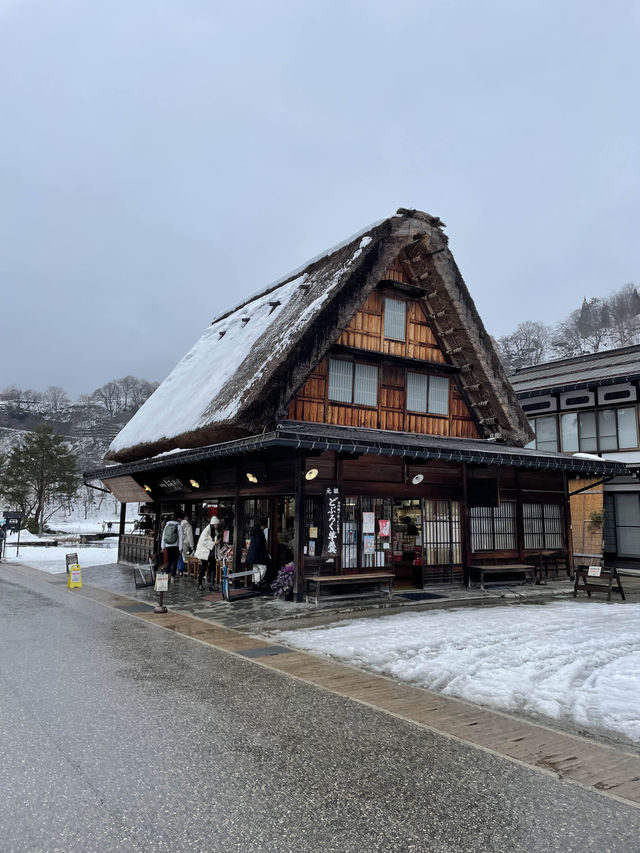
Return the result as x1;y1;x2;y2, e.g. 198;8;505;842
117;502;126;562
515;470;526;564
564;473;575;577
232;465;241;574
461;462;470;588
294;455;305;602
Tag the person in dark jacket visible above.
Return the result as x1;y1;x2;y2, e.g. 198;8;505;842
244;521;268;584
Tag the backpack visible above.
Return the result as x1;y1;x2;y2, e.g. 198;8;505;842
164;522;178;546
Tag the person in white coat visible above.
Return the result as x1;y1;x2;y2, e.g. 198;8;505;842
178;512;195;575
194;516;218;590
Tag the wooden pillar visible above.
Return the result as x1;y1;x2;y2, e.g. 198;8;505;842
564;473;575;576
117;502;126;562
294;455;305;602
233;464;241;573
515;469;525;563
461;463;470;587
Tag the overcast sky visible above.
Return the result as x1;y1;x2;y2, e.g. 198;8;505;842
1;0;638;396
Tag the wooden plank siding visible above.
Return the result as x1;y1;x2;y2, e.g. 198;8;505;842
285;288;480;439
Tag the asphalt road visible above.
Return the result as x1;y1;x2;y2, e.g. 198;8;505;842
1;567;639;853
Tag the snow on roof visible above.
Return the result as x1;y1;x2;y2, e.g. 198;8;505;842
109;234;374;458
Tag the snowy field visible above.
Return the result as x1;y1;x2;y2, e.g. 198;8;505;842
275;602;640;745
3;544;118;574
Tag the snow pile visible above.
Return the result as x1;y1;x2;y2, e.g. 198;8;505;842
5;544;118;574
275;602;640;743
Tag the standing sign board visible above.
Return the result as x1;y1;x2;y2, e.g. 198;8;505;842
155;572;169;592
322;487;342;559
3;511;24;556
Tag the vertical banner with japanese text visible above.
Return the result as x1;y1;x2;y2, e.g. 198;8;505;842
323;486;342;558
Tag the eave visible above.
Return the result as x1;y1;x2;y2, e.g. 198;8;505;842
85;422;630;485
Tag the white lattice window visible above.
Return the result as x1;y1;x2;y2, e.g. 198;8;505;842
384;297;406;341
328;358;378;407
328;359;353;403
354;363;378;407
407;372;449;416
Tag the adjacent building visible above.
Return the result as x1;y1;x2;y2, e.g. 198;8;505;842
511;345;640;564
85;209;627;596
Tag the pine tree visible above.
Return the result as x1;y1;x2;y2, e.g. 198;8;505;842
0;425;78;534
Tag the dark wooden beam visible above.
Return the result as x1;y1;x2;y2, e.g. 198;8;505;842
329;344;460;374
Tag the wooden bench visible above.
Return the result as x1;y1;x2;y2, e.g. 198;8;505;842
305;572;395;604
469;564;535;591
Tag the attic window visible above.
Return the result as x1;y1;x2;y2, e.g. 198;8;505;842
268;301;281;314
241;317;250;327
384;297;406;341
218;330;226;339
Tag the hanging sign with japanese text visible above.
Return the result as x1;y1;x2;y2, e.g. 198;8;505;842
323;487;342;557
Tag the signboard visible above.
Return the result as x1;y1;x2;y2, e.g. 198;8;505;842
66;553;79;573
378;519;390;537
155;572;169;592
67;564;82;589
587;565;602;577
362;512;375;534
157;477;185;493
323;487;342;557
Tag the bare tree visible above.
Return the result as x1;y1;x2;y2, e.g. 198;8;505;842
605;283;640;347
91;380;123;417
41;385;71;417
496;321;552;372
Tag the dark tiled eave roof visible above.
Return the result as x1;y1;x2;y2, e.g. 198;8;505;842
85;422;629;482
511;345;640;396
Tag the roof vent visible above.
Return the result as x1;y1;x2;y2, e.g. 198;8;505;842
268;301;281;314
218;330;226;339
241;317;250;327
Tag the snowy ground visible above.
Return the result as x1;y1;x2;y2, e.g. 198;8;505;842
274;602;640;746
3;544;118;574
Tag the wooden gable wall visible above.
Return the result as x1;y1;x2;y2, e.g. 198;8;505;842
285;267;480;439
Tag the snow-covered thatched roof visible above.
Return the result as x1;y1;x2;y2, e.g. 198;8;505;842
108;209;531;463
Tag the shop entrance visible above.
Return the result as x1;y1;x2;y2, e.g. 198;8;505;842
392;499;423;587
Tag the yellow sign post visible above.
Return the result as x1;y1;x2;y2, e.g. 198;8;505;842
67;563;82;589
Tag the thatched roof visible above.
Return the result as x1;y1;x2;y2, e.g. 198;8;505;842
108;209;531;463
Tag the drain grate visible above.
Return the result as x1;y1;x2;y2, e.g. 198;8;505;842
238;645;293;658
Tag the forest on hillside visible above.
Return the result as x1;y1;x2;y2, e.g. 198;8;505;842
495;282;640;372
0;376;158;529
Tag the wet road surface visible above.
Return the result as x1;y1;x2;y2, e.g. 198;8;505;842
1;567;639;852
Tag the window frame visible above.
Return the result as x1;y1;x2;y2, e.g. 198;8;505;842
383;296;407;342
327;357;379;409
530;405;640;454
469;502;517;552
522;502;565;550
406;371;450;417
